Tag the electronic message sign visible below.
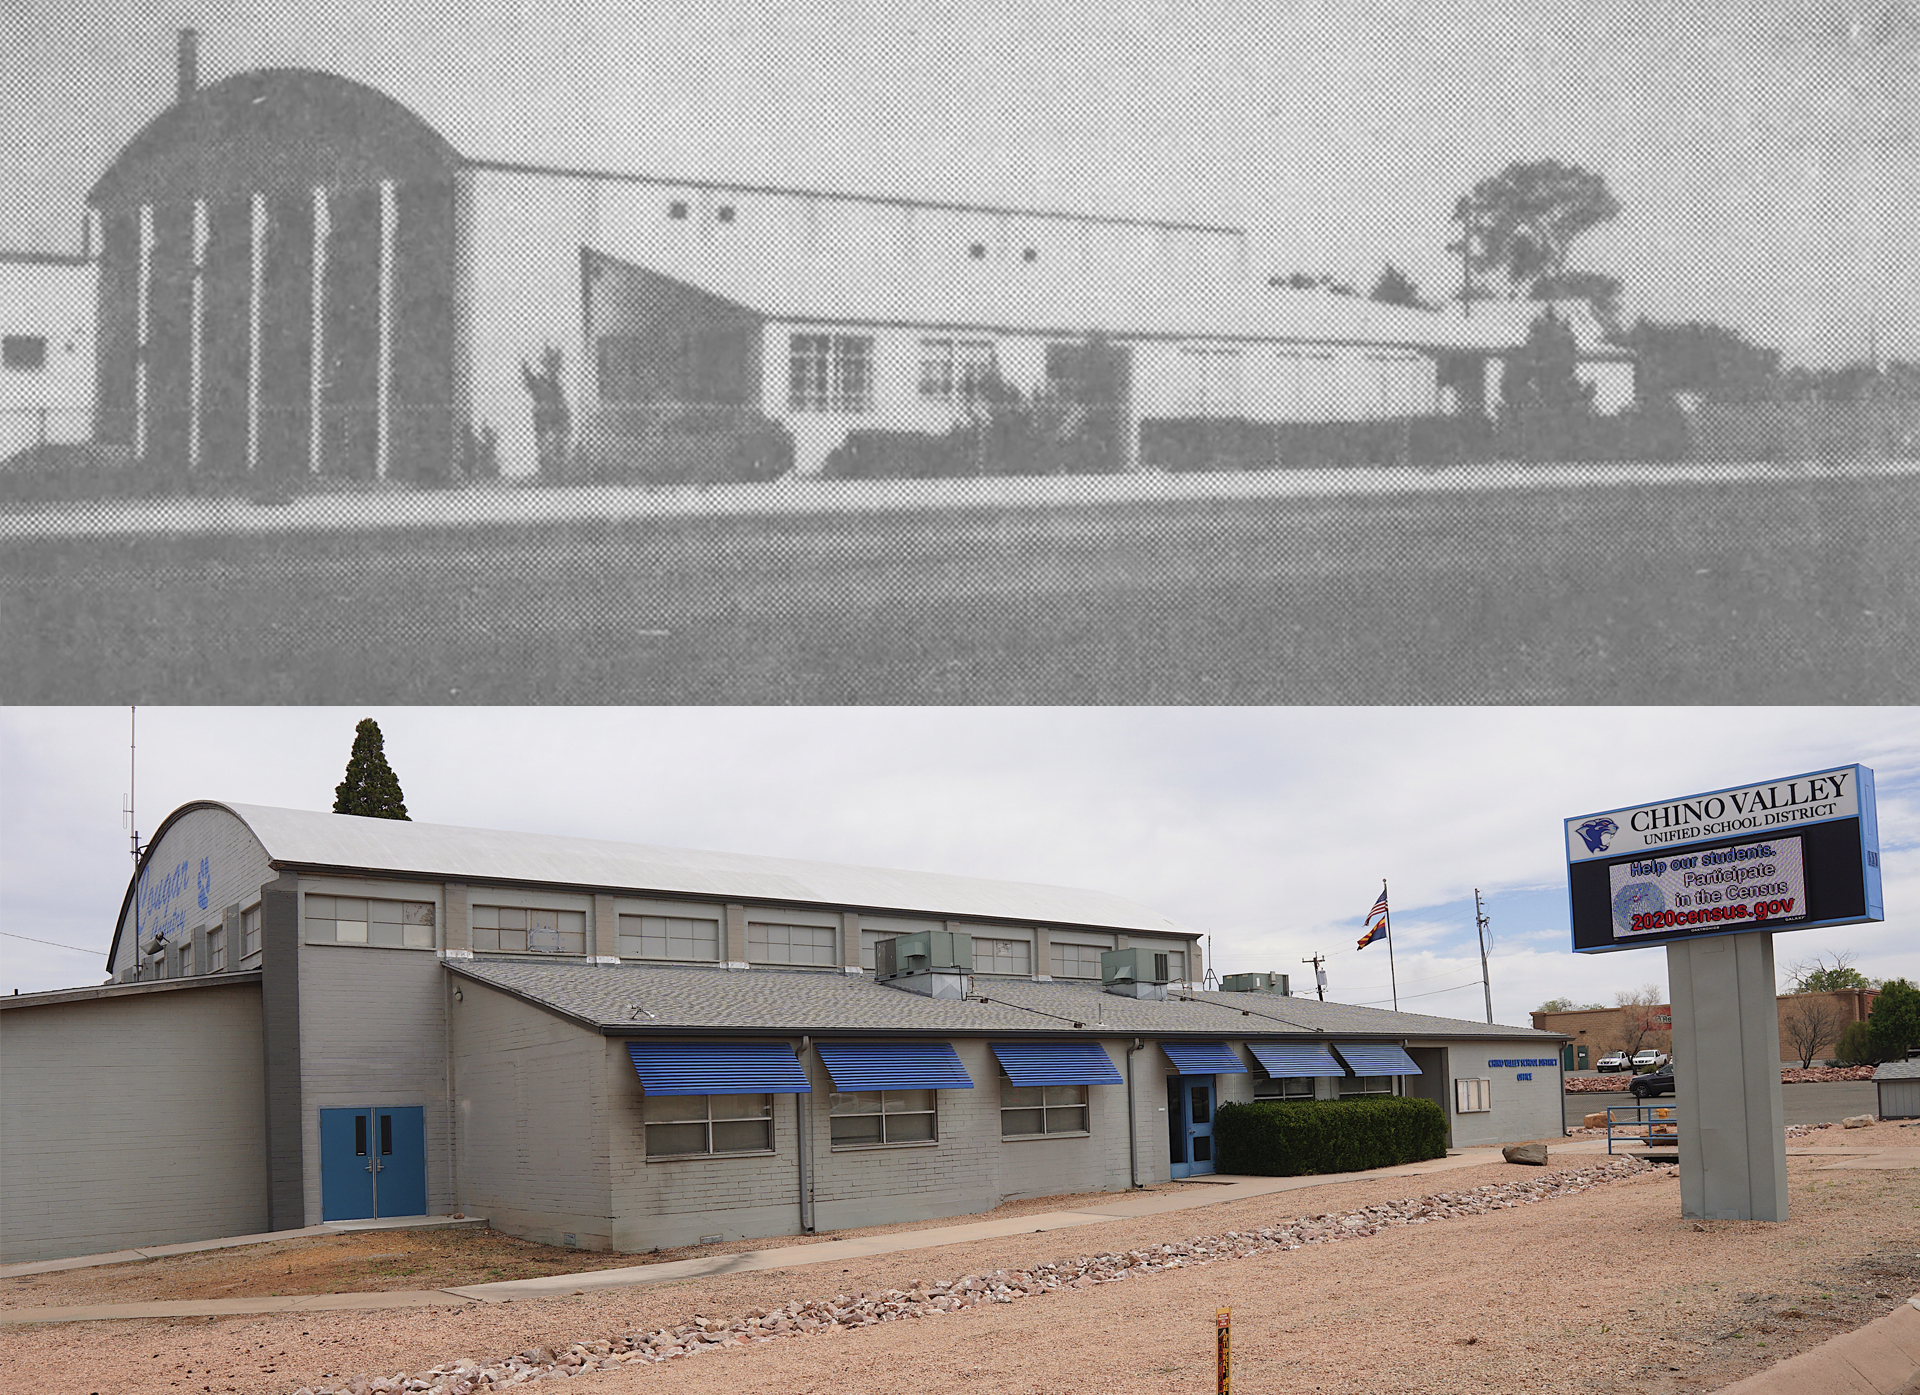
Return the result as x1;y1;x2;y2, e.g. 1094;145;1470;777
1566;765;1881;954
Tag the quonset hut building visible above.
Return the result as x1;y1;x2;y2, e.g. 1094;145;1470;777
75;33;1616;483
0;802;1567;1265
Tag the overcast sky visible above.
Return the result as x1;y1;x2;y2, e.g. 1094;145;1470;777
3;707;1913;1024
4;0;1916;367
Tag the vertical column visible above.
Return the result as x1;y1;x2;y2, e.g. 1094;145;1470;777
590;893;617;960
1667;932;1788;1222
135;204;153;458
723;904;748;969
840;912;862;973
248;193;264;470
310;186;328;476
377;179;395;479
1033;925;1053;980
441;881;469;953
189;200;206;469
258;872;306;1230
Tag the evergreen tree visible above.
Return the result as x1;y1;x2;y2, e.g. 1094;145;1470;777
1501;309;1595;423
333;718;410;820
1370;264;1431;310
1868;978;1920;1063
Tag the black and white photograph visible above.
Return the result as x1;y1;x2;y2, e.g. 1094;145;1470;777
2;2;1919;1393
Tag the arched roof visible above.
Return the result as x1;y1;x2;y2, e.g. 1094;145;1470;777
89;69;460;211
105;801;1194;972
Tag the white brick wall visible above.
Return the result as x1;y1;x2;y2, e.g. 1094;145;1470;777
112;804;275;979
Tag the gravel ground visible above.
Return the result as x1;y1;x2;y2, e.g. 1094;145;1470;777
4;1127;1916;1395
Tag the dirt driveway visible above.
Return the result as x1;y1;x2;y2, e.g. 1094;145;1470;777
3;1127;1916;1395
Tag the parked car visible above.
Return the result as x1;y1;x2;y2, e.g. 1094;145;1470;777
1630;1062;1676;1098
1631;1049;1670;1073
1596;1051;1633;1073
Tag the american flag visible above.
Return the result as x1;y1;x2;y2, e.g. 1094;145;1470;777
1366;888;1389;922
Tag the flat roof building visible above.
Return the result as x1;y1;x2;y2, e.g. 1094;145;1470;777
1;801;1567;1264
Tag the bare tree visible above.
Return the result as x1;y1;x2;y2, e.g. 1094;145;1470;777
1612;983;1671;1061
1782;994;1850;1068
1783;949;1878;994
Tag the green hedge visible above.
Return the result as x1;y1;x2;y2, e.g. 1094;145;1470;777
1213;1097;1447;1176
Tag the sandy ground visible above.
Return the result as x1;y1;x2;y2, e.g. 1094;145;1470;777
0;1179;1231;1307
3;1126;1916;1395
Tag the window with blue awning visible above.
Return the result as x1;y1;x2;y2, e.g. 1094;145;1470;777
992;1041;1124;1087
816;1041;974;1091
1247;1042;1343;1078
627;1040;813;1095
1159;1041;1248;1075
1332;1043;1422;1076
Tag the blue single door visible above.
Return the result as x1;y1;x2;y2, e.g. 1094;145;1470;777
320;1108;377;1221
1167;1076;1217;1178
320;1105;427;1220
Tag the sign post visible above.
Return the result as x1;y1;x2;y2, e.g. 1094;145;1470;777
1216;1308;1231;1394
1565;765;1882;1222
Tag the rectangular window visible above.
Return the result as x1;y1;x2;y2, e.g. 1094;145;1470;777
307;894;436;949
1339;1076;1395;1098
829;1089;938;1147
239;905;262;969
918;337;995;401
206;925;226;973
177;935;195;976
860;930;895;972
747;921;838;966
1455;1078;1492;1113
471;904;583;954
1048;942;1107;979
2;335;48;372
618;913;720;961
152;948;167;979
643;1093;773;1158
1165;950;1188;986
1253;1076;1316;1101
972;937;1031;976
1000;1079;1089;1137
788;333;873;412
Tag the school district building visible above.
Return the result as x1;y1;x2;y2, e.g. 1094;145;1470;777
0;803;1568;1264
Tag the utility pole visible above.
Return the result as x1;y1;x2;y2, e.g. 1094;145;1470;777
1474;888;1493;1024
1302;954;1327;1001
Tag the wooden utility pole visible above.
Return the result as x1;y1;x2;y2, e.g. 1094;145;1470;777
1474;888;1494;1024
1302;953;1327;1000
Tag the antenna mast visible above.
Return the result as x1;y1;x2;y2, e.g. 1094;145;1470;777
121;706;148;982
1474;888;1493;1024
1202;933;1218;990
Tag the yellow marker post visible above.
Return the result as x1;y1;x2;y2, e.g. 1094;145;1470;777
1216;1307;1231;1394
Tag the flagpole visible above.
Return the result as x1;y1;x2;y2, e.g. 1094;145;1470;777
1382;879;1398;1011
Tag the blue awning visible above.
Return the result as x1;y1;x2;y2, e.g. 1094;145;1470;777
992;1041;1124;1087
1248;1042;1343;1079
627;1040;812;1095
1333;1043;1422;1077
816;1041;974;1091
1160;1041;1248;1075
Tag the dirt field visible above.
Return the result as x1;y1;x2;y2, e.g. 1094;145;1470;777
5;467;1914;702
4;1126;1916;1395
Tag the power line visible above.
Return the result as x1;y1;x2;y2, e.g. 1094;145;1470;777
1350;979;1485;1007
1;930;105;956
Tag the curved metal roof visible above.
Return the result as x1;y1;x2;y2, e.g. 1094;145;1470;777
200;802;1193;935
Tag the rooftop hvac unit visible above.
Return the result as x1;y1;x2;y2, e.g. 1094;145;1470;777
875;930;973;999
874;930;972;979
1101;947;1170;999
1220;971;1290;995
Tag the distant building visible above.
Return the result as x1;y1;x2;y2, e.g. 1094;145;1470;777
1532;989;1879;1068
0;251;96;461
66;33;1615;483
0;800;1567;1265
1439;299;1637;416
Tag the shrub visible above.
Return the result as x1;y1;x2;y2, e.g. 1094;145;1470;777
1213;1096;1447;1177
1868;978;1920;1063
1834;1018;1876;1066
581;408;793;486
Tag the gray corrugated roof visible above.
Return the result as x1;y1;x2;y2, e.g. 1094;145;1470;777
448;959;1561;1042
1873;1059;1920;1081
213;803;1191;935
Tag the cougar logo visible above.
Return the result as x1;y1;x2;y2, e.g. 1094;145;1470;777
1576;818;1619;853
197;857;211;910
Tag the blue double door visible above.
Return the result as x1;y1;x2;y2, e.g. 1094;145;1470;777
1167;1076;1216;1178
319;1106;427;1221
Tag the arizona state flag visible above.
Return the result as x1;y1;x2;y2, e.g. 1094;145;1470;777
1357;888;1389;949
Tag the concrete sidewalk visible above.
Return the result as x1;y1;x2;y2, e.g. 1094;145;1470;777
1711;1296;1920;1395
0;1214;488;1281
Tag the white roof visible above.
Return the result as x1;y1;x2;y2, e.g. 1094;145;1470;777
588;243;1502;353
212;803;1194;935
1437;299;1630;358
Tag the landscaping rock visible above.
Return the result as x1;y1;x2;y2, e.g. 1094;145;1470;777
1843;1114;1876;1128
1502;1143;1549;1165
1583;1111;1610;1129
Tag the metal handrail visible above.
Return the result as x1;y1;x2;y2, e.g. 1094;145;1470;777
1606;1102;1680;1155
